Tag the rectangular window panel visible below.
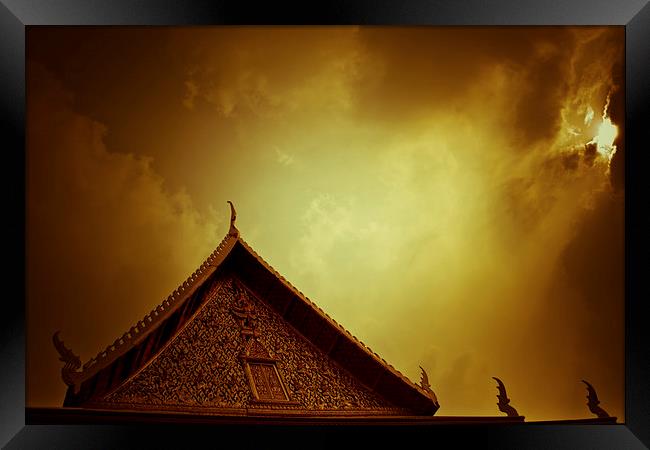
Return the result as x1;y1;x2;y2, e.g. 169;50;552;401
249;363;287;401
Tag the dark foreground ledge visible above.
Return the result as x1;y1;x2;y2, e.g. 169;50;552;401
25;407;619;426
8;410;644;450
27;406;527;426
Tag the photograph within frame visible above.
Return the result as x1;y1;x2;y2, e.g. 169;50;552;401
1;1;648;448
24;24;624;424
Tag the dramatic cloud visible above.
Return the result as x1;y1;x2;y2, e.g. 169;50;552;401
27;27;624;421
27;63;221;406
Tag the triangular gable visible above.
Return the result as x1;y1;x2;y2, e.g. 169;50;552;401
91;274;404;415
55;203;439;416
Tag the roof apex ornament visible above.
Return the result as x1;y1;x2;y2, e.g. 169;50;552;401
227;200;238;236
492;377;520;417
52;331;83;393
581;380;610;418
419;366;440;408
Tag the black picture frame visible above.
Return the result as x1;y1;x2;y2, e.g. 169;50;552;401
2;1;648;448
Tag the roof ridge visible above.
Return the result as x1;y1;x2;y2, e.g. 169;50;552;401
236;237;430;399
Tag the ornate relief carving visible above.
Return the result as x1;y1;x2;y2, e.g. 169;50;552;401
247;363;288;402
101;274;400;413
243;338;271;360
229;278;258;338
72;230;237;384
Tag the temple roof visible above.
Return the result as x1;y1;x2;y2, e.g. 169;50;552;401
55;202;439;415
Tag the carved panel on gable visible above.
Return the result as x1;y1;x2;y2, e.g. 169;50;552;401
248;363;288;401
244;338;271;360
99;274;400;413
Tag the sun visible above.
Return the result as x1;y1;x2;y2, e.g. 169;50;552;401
594;116;618;160
588;94;618;163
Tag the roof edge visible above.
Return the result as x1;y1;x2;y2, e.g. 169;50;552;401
55;227;240;391
235;237;438;408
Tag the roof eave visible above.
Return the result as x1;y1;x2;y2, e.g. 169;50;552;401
58;229;240;392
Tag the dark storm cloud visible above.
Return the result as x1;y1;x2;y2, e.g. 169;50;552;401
354;27;579;147
26;62;221;406
584;141;598;166
562;152;580;171
522;190;625;418
510;44;575;145
26;27;230;209
559;192;624;312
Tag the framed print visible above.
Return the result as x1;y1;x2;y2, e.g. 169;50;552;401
2;1;649;448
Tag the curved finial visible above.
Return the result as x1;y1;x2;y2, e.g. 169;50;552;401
227;201;238;236
418;366;439;407
492;376;519;417
52;331;83;392
582;380;610;418
419;366;431;390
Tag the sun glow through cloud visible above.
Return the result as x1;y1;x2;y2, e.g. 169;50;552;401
590;94;619;162
594;116;618;160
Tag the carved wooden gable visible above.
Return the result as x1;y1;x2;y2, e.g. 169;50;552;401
96;273;403;414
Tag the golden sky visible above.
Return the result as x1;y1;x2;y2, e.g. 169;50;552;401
26;26;624;421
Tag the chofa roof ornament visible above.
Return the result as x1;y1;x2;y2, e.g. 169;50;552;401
419;366;440;408
227;200;238;236
52;331;83;393
492;376;520;417
581;380;610;418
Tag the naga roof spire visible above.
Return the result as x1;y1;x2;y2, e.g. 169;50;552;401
582;380;610;418
492;376;520;417
227;200;238;236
